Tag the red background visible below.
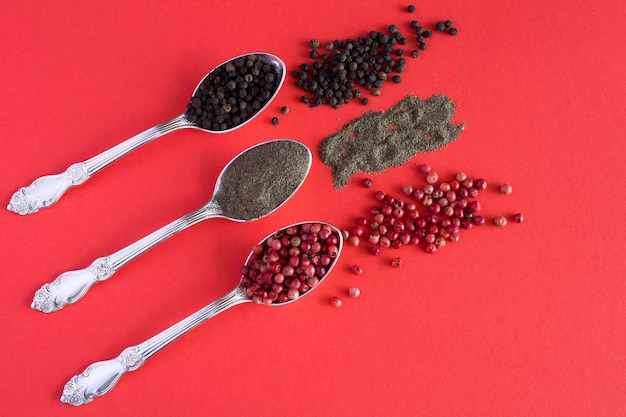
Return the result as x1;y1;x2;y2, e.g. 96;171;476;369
1;0;625;416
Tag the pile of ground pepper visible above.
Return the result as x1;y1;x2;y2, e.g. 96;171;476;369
217;140;310;220
318;95;463;188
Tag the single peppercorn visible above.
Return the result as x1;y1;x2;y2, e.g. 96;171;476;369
271;117;279;125
362;97;369;105
348;287;361;298
423;30;433;38
513;213;524;223
281;106;289;115
436;22;446;32
362;178;373;188
449;27;458;36
419;42;427;50
445;20;453;28
494;216;508;227
309;39;320;49
350;265;364;275
392;75;401;83
391;257;402;268
411;50;419;58
407;5;416;13
330;296;343;308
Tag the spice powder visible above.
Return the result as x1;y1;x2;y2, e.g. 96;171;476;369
217;140;310;221
319;95;464;188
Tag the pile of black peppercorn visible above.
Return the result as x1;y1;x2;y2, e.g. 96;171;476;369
293;12;456;109
186;54;282;131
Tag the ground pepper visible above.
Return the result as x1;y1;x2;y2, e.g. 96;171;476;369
318;95;463;188
217;140;310;220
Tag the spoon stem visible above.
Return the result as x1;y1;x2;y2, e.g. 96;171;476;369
8;114;192;215
60;286;250;406
84;114;191;174
31;200;223;313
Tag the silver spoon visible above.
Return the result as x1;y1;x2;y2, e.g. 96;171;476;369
31;139;311;313
59;221;343;406
8;52;286;215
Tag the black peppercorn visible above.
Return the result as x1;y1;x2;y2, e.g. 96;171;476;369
392;75;401;83
309;39;320;49
423;30;433;38
445;20;453;28
410;20;419;29
449;27;458;36
281;106;289;115
388;24;398;34
310;50;319;59
411;50;419;58
361;97;369;105
436;22;446;32
407;5;415;13
419;42;427;50
271;117;279;125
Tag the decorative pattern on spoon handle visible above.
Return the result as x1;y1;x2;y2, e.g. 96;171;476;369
61;346;144;406
8;163;88;215
31;257;114;313
8;115;192;215
61;287;249;406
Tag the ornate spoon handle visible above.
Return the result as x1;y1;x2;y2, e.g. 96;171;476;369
8;115;192;215
61;287;249;406
31;201;223;313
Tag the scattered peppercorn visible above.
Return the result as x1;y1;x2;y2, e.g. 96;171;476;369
281;106;289;115
500;183;513;195
309;39;320;49
271;117;279;125
449;28;458;36
330;296;343;307
348;287;361;298
411;50;419;58
494;216;508;227
391;257;402;268
513;213;524;223
445;20;453;28
407;5;415;13
350;265;364;275
362;178;373;188
392;75;402;84
362;97;369;105
436;22;446;32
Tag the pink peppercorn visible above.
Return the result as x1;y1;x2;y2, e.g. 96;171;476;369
494;216;508;227
350;265;363;275
500;183;513;195
348;287;361;298
330;296;343;307
391;257;402;268
426;172;439;184
513;213;524;223
418;163;431;174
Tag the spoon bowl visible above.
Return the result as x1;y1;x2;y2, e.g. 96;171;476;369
31;139;311;313
8;52;286;215
60;221;343;406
